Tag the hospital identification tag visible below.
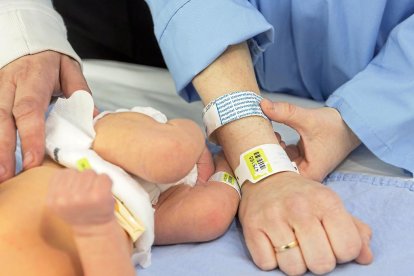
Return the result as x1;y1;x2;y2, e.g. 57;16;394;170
234;144;299;187
202;91;268;143
209;171;241;198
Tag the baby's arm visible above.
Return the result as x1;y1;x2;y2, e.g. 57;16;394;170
154;152;240;244
46;169;135;276
93;112;205;184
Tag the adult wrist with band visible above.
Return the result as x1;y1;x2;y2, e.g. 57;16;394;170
202;91;268;143
202;91;299;188
234;144;299;187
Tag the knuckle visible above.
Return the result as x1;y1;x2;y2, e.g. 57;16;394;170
285;103;298;118
262;204;283;221
13;61;35;80
283;194;311;216
315;188;343;210
337;241;362;262
12;98;42;120
0;107;12;121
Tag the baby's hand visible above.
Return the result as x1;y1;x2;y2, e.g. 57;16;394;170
46;169;115;235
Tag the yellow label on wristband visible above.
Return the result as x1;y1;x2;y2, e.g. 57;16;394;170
235;144;299;186
244;148;273;181
221;172;236;186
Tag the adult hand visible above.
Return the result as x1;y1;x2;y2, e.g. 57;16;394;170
261;99;361;182
0;51;90;182
239;172;373;275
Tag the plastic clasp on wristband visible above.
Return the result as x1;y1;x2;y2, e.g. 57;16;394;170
234;144;299;187
202;91;268;143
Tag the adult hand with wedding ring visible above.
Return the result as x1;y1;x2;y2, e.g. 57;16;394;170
239;171;373;275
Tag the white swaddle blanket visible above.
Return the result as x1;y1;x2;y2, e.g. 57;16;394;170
45;91;154;267
45;91;199;268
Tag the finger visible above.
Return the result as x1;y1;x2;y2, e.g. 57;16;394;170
271;223;307;276
95;173;114;205
59;55;90;97
292;216;335;275
0;79;17;181
284;145;300;161
73;170;96;193
47;169;74;207
243;228;278;271
13;76;53;170
261;99;308;132
274;132;282;143
353;217;373;265
322;207;362;263
95;173;113;193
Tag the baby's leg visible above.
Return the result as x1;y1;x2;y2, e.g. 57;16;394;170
154;153;240;244
93;112;205;184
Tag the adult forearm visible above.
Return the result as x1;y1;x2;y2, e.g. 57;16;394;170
193;43;280;174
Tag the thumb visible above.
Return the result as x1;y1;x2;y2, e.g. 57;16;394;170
353;217;374;265
59;55;91;97
260;99;308;132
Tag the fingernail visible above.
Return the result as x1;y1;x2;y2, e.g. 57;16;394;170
23;151;34;168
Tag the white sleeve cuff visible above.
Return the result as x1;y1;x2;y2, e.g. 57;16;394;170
0;0;81;69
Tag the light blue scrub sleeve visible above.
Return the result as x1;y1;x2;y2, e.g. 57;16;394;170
145;0;274;101
326;15;414;173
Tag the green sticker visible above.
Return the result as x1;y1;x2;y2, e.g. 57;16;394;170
243;148;273;181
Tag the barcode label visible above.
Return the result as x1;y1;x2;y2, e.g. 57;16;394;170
244;148;273;181
223;173;236;186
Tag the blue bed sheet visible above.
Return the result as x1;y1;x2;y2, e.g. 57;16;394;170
138;172;414;275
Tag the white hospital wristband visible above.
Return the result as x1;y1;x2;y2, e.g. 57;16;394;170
209;171;241;198
202;91;268;143
235;144;299;187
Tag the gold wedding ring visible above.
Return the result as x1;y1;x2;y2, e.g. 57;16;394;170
275;240;299;253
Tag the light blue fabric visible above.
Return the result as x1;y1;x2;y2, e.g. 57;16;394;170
145;0;414;174
138;172;414;275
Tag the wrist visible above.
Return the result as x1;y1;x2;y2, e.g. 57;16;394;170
240;171;300;195
71;218;120;238
327;107;361;149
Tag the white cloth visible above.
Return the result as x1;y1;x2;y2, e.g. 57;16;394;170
0;0;80;69
45;91;157;266
45;90;198;267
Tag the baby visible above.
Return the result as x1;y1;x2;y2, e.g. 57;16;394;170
0;91;240;275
